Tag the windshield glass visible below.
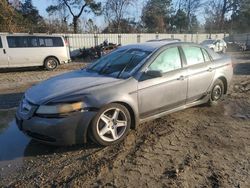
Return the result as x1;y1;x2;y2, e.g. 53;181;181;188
86;48;152;78
201;40;215;45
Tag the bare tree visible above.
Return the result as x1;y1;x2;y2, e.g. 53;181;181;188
176;0;203;31
220;0;239;30
205;0;239;32
47;0;101;33
103;0;133;33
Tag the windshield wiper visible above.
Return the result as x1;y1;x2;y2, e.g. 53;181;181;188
117;55;136;78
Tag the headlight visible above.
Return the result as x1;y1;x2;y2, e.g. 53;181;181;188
36;102;84;115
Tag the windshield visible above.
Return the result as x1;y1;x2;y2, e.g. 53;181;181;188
86;48;152;78
201;40;215;45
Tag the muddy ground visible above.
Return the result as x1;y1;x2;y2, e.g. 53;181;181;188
0;53;249;187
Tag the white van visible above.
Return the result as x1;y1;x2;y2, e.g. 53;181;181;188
0;34;71;70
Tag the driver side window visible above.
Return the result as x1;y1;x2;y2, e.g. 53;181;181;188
149;47;182;73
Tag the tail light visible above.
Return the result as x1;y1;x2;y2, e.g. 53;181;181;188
231;58;235;68
64;37;69;47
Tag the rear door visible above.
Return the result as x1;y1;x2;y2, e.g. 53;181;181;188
38;36;67;63
0;36;8;68
181;45;215;103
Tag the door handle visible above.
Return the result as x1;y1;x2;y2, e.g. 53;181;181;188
207;67;213;72
3;49;6;54
177;75;185;81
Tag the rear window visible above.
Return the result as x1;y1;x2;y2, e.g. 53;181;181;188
7;36;64;48
0;37;2;48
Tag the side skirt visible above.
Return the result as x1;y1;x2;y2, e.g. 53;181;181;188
139;95;210;124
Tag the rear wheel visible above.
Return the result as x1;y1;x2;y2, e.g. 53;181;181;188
44;57;58;71
208;79;224;106
90;103;131;146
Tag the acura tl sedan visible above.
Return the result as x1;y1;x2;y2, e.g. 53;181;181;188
16;41;233;146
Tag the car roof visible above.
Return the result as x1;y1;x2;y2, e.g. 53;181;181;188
202;39;215;42
118;41;183;51
0;33;62;37
147;38;181;42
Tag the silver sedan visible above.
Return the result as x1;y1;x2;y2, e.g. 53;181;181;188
16;41;233;146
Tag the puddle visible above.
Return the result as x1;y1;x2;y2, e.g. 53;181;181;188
223;100;250;120
0;121;30;161
0;120;30;178
0;118;58;178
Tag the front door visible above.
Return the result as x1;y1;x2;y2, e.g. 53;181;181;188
138;47;188;118
7;36;31;67
0;36;8;68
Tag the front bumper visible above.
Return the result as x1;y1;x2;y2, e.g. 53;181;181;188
16;111;96;146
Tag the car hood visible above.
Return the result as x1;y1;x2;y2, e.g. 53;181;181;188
25;70;121;105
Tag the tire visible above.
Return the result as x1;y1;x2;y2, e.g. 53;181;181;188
44;57;58;71
90;103;131;146
208;79;224;106
222;47;226;53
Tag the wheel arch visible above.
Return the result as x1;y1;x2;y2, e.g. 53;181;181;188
84;100;139;144
217;76;228;94
112;101;138;130
44;56;60;65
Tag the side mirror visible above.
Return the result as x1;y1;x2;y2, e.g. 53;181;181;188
144;70;163;78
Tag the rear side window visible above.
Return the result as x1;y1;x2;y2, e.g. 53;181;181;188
182;46;204;66
202;48;211;62
7;36;64;48
52;37;64;47
38;37;53;47
44;38;53;47
38;37;64;47
0;37;2;48
28;37;38;47
39;38;46;47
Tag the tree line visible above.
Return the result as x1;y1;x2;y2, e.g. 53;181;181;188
1;0;250;34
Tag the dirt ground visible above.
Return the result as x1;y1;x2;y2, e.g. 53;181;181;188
0;53;249;188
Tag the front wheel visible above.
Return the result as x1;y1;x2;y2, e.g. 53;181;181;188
208;79;224;106
90;103;131;146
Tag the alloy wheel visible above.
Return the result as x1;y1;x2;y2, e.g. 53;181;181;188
96;108;128;142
